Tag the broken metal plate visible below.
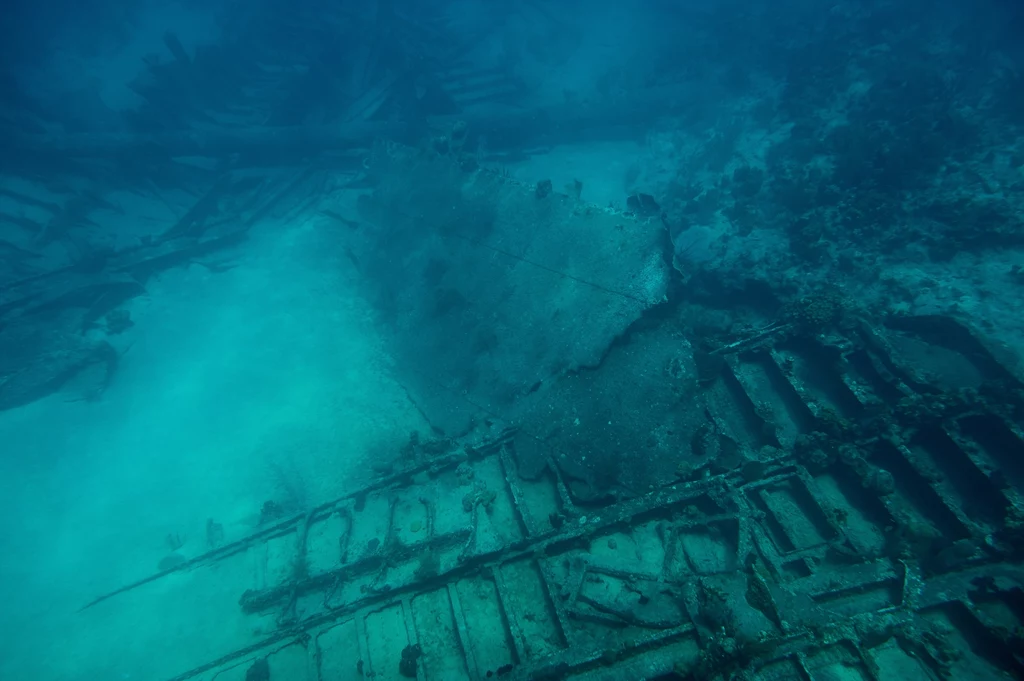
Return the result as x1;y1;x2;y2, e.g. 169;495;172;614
352;143;671;436
0;168;319;411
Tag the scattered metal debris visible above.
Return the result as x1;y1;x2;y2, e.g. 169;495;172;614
76;314;1024;681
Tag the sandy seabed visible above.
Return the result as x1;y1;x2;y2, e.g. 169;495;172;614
0;209;426;680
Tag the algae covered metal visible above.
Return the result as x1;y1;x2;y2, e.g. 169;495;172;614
80;311;1024;681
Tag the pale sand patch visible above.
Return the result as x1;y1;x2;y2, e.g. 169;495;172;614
506;140;645;208
0;212;426;680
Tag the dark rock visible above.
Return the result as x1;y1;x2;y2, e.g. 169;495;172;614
626;192;661;217
693;350;726;387
245;658;270;681
731;166;764;198
399;643;422;678
0;314;120;411
259;500;284;524
158;552;187;572
104;309;134;334
206;518;225;548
